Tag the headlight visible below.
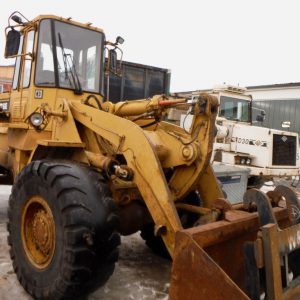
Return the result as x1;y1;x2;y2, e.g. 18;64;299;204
0;100;9;112
30;113;44;127
235;155;251;165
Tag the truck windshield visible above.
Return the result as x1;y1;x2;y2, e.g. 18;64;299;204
219;96;251;122
35;19;104;94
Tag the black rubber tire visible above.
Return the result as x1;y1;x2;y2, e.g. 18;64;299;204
140;192;201;259
7;160;120;300
140;223;170;258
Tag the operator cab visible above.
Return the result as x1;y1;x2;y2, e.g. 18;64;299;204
213;85;252;124
6;14;105;96
5;13;124;96
4;12;124;126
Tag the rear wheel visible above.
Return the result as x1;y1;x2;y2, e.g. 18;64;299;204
8;160;120;300
140;192;200;258
140;222;170;258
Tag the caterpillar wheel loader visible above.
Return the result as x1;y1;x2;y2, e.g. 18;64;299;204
1;11;300;300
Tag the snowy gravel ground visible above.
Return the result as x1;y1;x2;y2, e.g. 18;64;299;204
0;178;299;299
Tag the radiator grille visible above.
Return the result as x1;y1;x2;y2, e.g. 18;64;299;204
11;99;26;119
272;134;297;166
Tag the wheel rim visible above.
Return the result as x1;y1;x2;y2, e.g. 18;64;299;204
21;196;55;269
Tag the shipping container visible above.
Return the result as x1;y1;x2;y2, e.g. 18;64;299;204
104;60;171;103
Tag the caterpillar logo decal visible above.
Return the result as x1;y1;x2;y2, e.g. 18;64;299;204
231;137;267;147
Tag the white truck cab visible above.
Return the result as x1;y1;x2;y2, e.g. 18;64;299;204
178;85;300;187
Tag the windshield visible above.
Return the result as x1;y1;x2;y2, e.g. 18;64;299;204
219;95;251;122
35;19;104;94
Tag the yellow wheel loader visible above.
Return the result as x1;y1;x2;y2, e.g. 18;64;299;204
1;12;300;300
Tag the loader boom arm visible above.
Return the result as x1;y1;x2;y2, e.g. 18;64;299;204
69;93;220;255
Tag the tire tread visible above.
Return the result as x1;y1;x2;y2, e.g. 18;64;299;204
7;160;120;300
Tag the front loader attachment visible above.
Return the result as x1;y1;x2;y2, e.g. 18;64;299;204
169;186;300;300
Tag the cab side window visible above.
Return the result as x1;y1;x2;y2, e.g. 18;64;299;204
35;20;55;86
23;31;35;88
12;35;24;90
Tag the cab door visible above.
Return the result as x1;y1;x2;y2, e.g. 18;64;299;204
10;30;35;122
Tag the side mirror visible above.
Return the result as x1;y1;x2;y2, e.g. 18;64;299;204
115;36;124;45
5;29;21;57
109;49;118;73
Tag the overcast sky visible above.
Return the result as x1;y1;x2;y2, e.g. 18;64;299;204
1;0;300;92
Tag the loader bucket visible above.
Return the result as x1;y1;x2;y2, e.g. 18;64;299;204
169;187;300;300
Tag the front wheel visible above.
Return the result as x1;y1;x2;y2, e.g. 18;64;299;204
7;160;120;300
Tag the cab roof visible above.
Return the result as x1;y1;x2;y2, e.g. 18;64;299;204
30;14;104;34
